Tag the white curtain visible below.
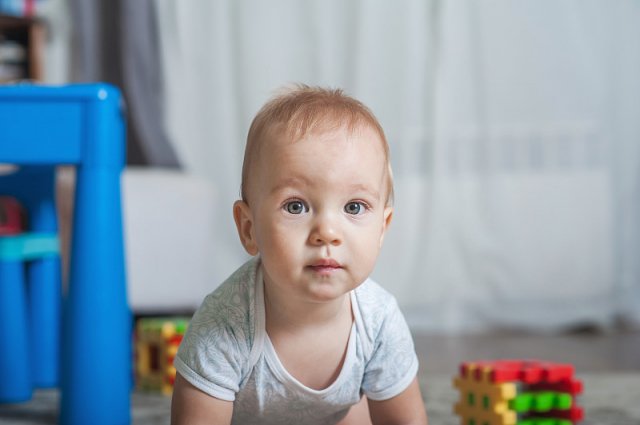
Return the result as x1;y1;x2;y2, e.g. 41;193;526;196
155;0;640;333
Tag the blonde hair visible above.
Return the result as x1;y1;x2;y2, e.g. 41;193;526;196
241;84;394;205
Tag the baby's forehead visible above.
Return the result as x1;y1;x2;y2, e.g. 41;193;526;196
264;120;386;152
244;124;389;189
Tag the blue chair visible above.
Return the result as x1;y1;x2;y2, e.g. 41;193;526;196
0;84;131;425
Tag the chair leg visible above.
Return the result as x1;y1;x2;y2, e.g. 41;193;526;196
10;167;63;389
61;166;131;425
27;257;61;388
0;259;32;402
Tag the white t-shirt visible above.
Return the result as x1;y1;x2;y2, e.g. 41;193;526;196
175;257;419;425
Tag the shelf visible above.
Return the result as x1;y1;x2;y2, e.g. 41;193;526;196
0;14;45;82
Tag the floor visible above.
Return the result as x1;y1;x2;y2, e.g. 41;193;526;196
413;328;640;374
2;329;639;424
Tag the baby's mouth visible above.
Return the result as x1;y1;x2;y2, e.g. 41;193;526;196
307;259;342;273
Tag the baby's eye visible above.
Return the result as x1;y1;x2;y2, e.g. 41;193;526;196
284;200;308;215
344;202;366;215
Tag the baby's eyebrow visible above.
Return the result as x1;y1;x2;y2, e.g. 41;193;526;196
270;177;381;200
347;183;380;200
269;176;312;194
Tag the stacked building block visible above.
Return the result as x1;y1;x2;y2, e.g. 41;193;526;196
136;317;189;395
453;359;584;425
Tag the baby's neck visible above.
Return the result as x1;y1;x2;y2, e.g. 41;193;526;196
264;285;352;332
263;284;354;391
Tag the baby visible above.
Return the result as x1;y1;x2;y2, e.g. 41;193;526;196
171;85;428;424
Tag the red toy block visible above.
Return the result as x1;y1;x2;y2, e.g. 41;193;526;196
536;405;585;422
529;378;584;396
540;362;574;382
462;360;576;385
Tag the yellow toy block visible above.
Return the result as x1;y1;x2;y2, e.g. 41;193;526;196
136;317;189;395
453;365;518;425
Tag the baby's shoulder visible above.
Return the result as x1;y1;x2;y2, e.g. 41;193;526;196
175;260;263;394
206;262;256;308
354;278;396;311
353;278;399;334
188;258;260;345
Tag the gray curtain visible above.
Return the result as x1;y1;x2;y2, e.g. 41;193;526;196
70;0;179;167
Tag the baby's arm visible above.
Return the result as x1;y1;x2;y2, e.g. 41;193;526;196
171;372;234;425
367;377;428;425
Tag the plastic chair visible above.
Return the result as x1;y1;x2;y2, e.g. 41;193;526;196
0;84;131;425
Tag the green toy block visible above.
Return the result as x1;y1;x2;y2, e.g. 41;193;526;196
509;391;572;413
139;317;190;335
511;393;534;412
518;419;572;425
554;393;572;410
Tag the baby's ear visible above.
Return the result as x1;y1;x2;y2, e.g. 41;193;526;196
233;200;259;256
379;206;393;248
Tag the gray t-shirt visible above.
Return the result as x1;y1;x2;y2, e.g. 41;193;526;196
175;257;419;425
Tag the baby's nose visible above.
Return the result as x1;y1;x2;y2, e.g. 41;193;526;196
309;214;342;246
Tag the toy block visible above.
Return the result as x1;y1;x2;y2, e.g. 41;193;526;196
453;360;584;425
510;392;572;413
135;317;189;395
528;379;583;396
518;420;572;425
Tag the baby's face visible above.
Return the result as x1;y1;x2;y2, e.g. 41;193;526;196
241;124;393;304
